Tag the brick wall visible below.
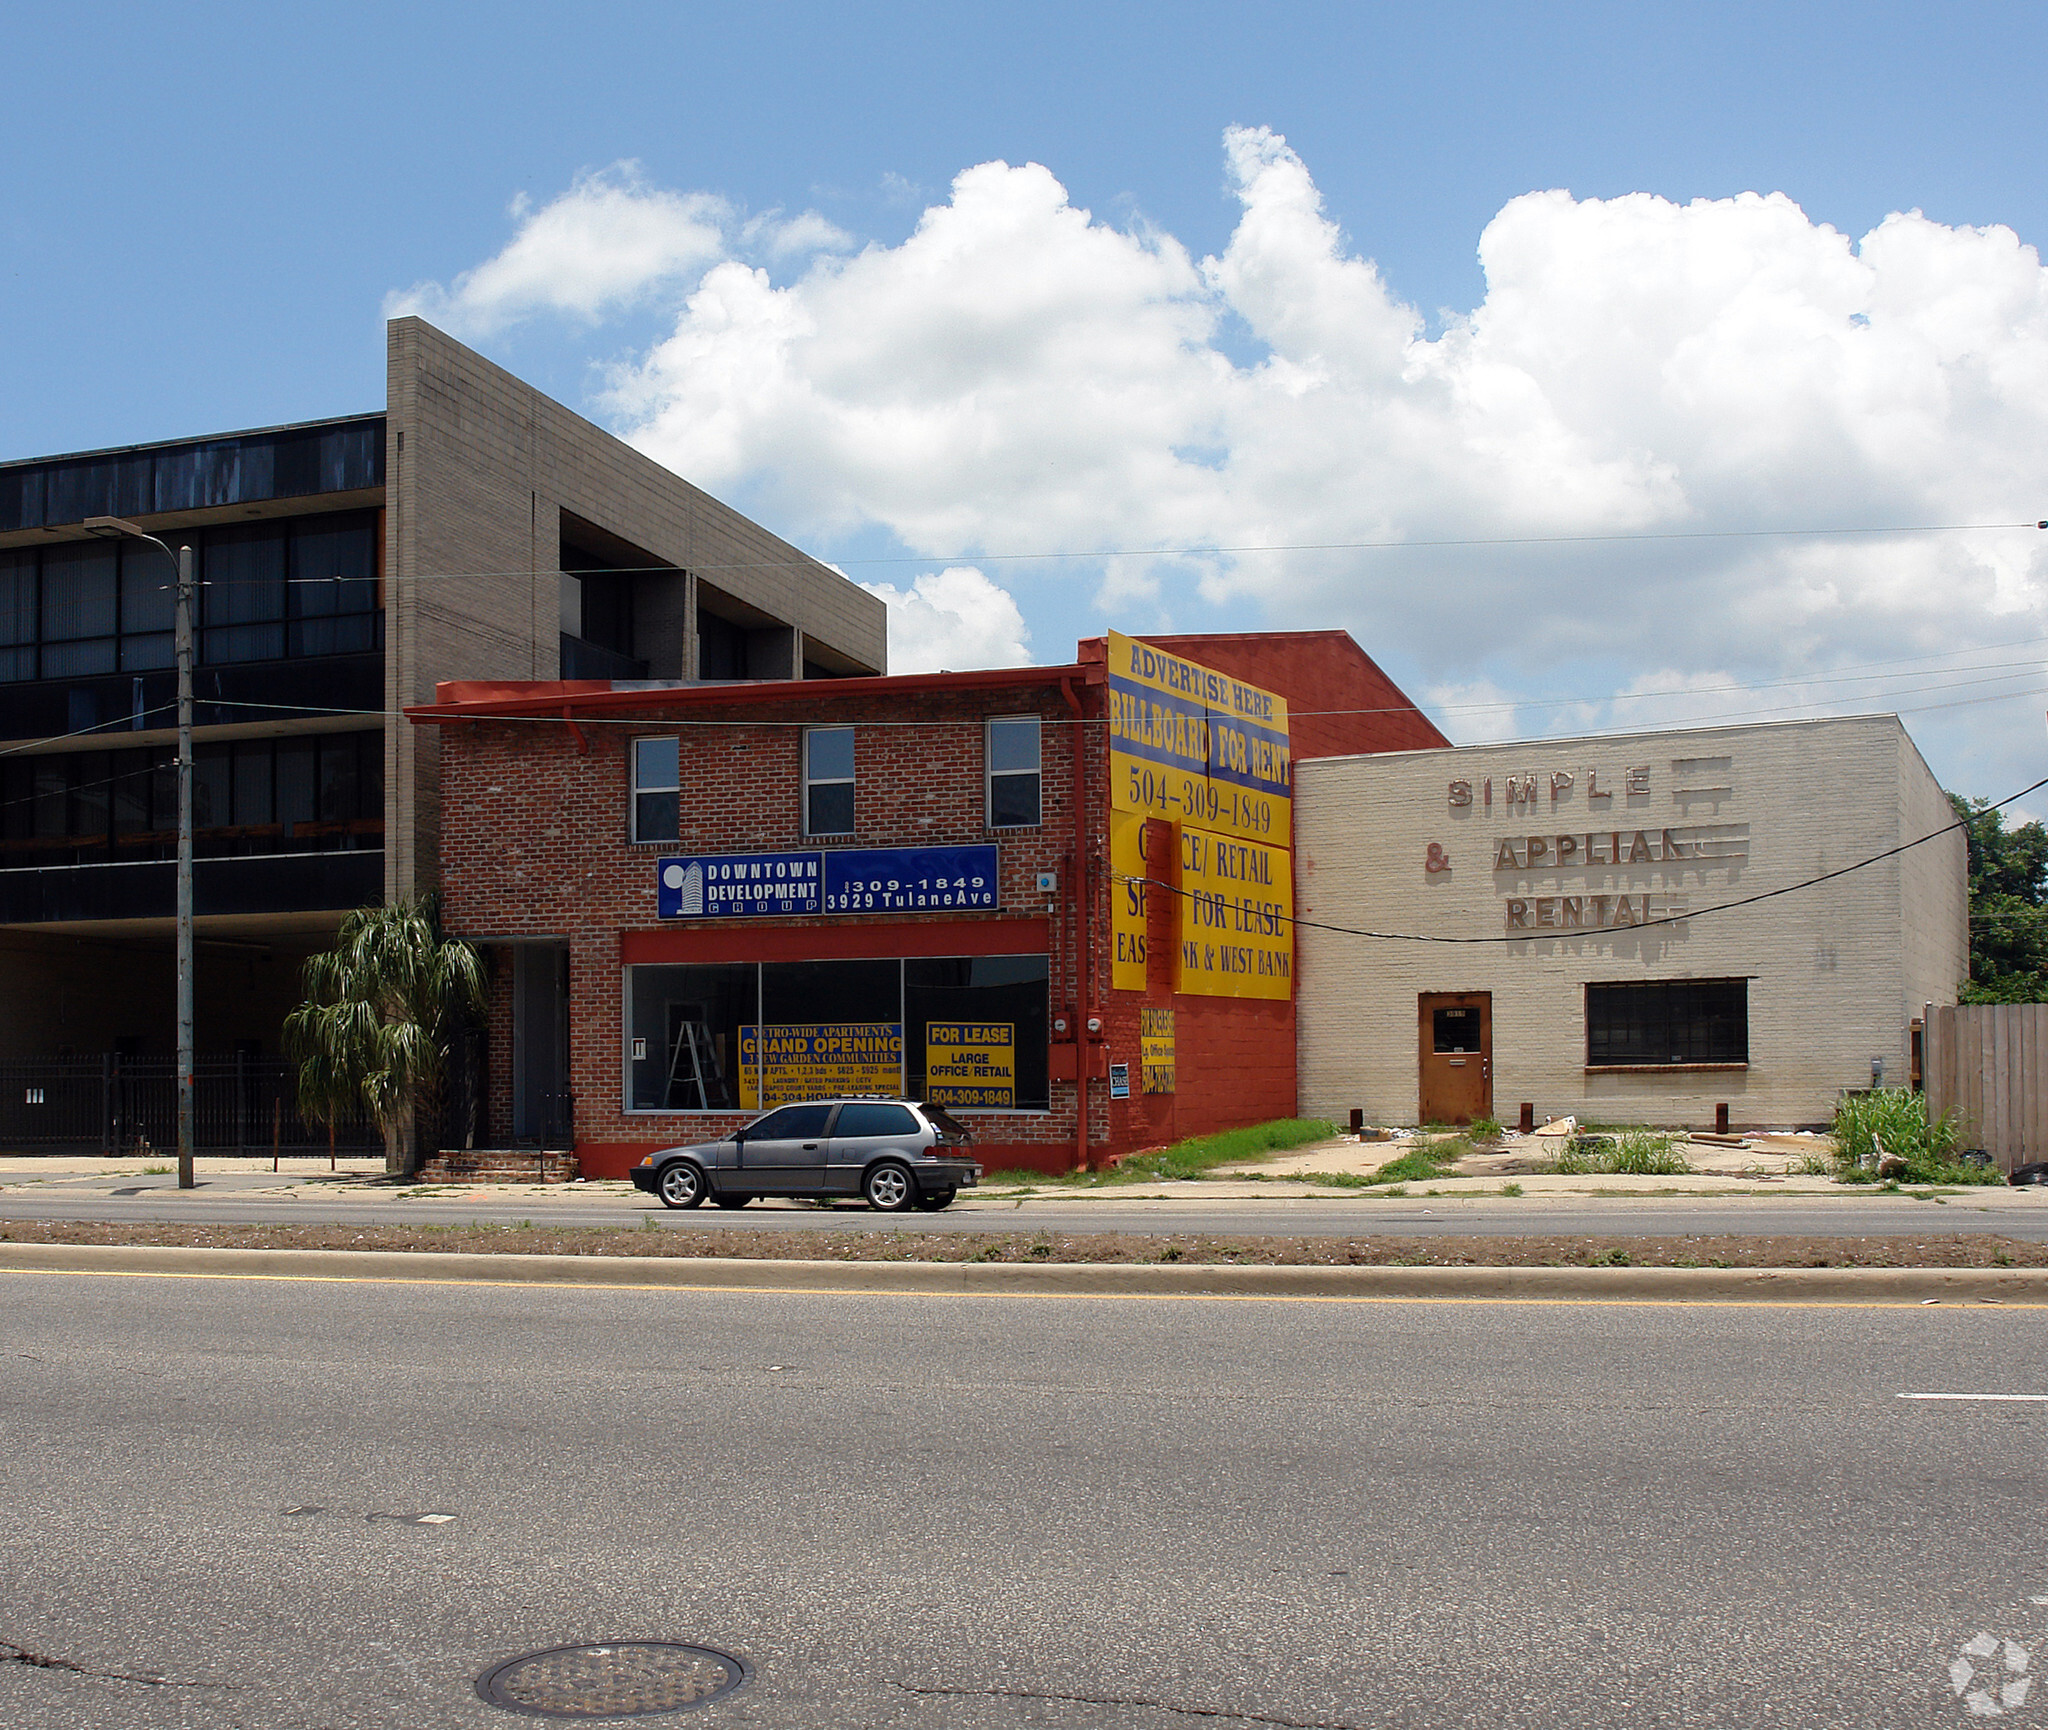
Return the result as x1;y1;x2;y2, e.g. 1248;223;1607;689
433;677;1095;1177
428;626;1455;1175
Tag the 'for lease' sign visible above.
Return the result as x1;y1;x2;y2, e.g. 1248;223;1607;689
923;1022;1015;1108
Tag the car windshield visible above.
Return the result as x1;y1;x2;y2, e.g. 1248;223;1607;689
919;1102;974;1144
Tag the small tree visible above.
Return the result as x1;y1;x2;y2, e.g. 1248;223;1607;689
283;896;486;1176
1949;793;2048;1003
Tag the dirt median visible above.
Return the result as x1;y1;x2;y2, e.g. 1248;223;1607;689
2;1217;2043;1268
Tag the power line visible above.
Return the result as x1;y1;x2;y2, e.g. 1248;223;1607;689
109;514;2045;590
1115;773;2048;947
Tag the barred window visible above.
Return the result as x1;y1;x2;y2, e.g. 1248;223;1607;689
1586;979;1748;1066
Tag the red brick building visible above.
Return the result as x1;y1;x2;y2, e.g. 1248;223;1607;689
408;630;1443;1178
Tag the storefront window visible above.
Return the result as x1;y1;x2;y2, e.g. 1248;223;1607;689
623;954;1050;1112
1585;978;1748;1066
905;954;1049;1109
627;962;758;1110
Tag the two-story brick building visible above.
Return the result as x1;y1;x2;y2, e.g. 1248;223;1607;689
409;629;1445;1175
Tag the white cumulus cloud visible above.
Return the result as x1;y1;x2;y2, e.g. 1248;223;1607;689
398;130;2048;800
859;567;1032;673
386;164;730;336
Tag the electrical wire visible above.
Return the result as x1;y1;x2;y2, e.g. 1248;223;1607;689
99;514;2048;591
1112;773;2048;947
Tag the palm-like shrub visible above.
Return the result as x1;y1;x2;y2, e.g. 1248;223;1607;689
283;896;486;1175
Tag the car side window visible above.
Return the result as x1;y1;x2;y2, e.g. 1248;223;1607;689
833;1102;920;1138
747;1104;833;1139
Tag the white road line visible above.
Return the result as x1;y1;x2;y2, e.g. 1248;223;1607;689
1899;1393;2048;1402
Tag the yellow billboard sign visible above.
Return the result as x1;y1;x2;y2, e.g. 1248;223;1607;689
1107;630;1291;845
738;1023;904;1110
1109;809;1152;992
1174;825;1293;1000
1140;1007;1175;1093
923;1022;1015;1108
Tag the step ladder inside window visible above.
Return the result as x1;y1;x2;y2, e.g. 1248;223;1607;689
665;1017;720;1111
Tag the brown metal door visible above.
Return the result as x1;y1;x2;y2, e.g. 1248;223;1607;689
1418;993;1492;1126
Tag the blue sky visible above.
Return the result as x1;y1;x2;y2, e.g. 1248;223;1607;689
6;1;2047;805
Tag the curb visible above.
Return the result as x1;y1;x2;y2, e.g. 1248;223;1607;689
1;1242;2045;1304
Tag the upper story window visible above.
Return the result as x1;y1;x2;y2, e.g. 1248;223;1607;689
0;510;380;684
632;737;680;842
805;726;854;835
0;729;382;870
987;716;1041;828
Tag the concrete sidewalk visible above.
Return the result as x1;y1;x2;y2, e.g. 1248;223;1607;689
0;1145;2042;1213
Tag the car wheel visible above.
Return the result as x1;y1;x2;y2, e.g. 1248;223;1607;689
864;1161;916;1212
714;1194;750;1209
656;1162;707;1209
914;1188;956;1212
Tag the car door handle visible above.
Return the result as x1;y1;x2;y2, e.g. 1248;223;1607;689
802;1142;819;1150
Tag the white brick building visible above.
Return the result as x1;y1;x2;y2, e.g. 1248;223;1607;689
1294;715;1966;1131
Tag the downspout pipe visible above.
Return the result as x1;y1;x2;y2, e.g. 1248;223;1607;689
1061;676;1089;1173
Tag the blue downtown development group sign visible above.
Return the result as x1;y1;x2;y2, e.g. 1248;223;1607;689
657;845;998;919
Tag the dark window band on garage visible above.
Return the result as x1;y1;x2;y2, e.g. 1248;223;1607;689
1585;978;1749;1069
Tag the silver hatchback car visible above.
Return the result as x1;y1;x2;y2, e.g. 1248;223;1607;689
630;1097;981;1212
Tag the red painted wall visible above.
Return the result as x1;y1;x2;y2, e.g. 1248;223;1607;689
1079;630;1448;760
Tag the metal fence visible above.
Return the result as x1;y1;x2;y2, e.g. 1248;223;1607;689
0;1055;383;1156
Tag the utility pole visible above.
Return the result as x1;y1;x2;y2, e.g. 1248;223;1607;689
173;539;194;1190
85;518;197;1189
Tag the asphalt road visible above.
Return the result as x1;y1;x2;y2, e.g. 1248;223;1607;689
3;1179;2047;1239
2;1268;2044;1728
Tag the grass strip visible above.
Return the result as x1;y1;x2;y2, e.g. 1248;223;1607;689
5;1218;2041;1269
985;1117;1339;1188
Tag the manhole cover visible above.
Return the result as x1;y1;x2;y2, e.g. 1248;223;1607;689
476;1642;749;1719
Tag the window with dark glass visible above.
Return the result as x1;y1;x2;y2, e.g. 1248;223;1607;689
118;539;174;671
905;954;1050;1110
38;543;118;677
833;1102;919;1137
1585;979;1749;1067
290;517;378;655
0;729;382;868
0;511;378;684
632;737;679;842
625;961;758;1110
987;715;1041;828
202;523;287;663
804;727;854;835
1432;1006;1481;1053
746;1103;835;1140
0;551;35;682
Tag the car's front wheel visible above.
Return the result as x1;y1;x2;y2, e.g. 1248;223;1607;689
656;1162;707;1209
914;1188;956;1212
863;1161;916;1212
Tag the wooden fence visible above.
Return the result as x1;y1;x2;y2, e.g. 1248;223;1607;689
1923;1003;2048;1174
